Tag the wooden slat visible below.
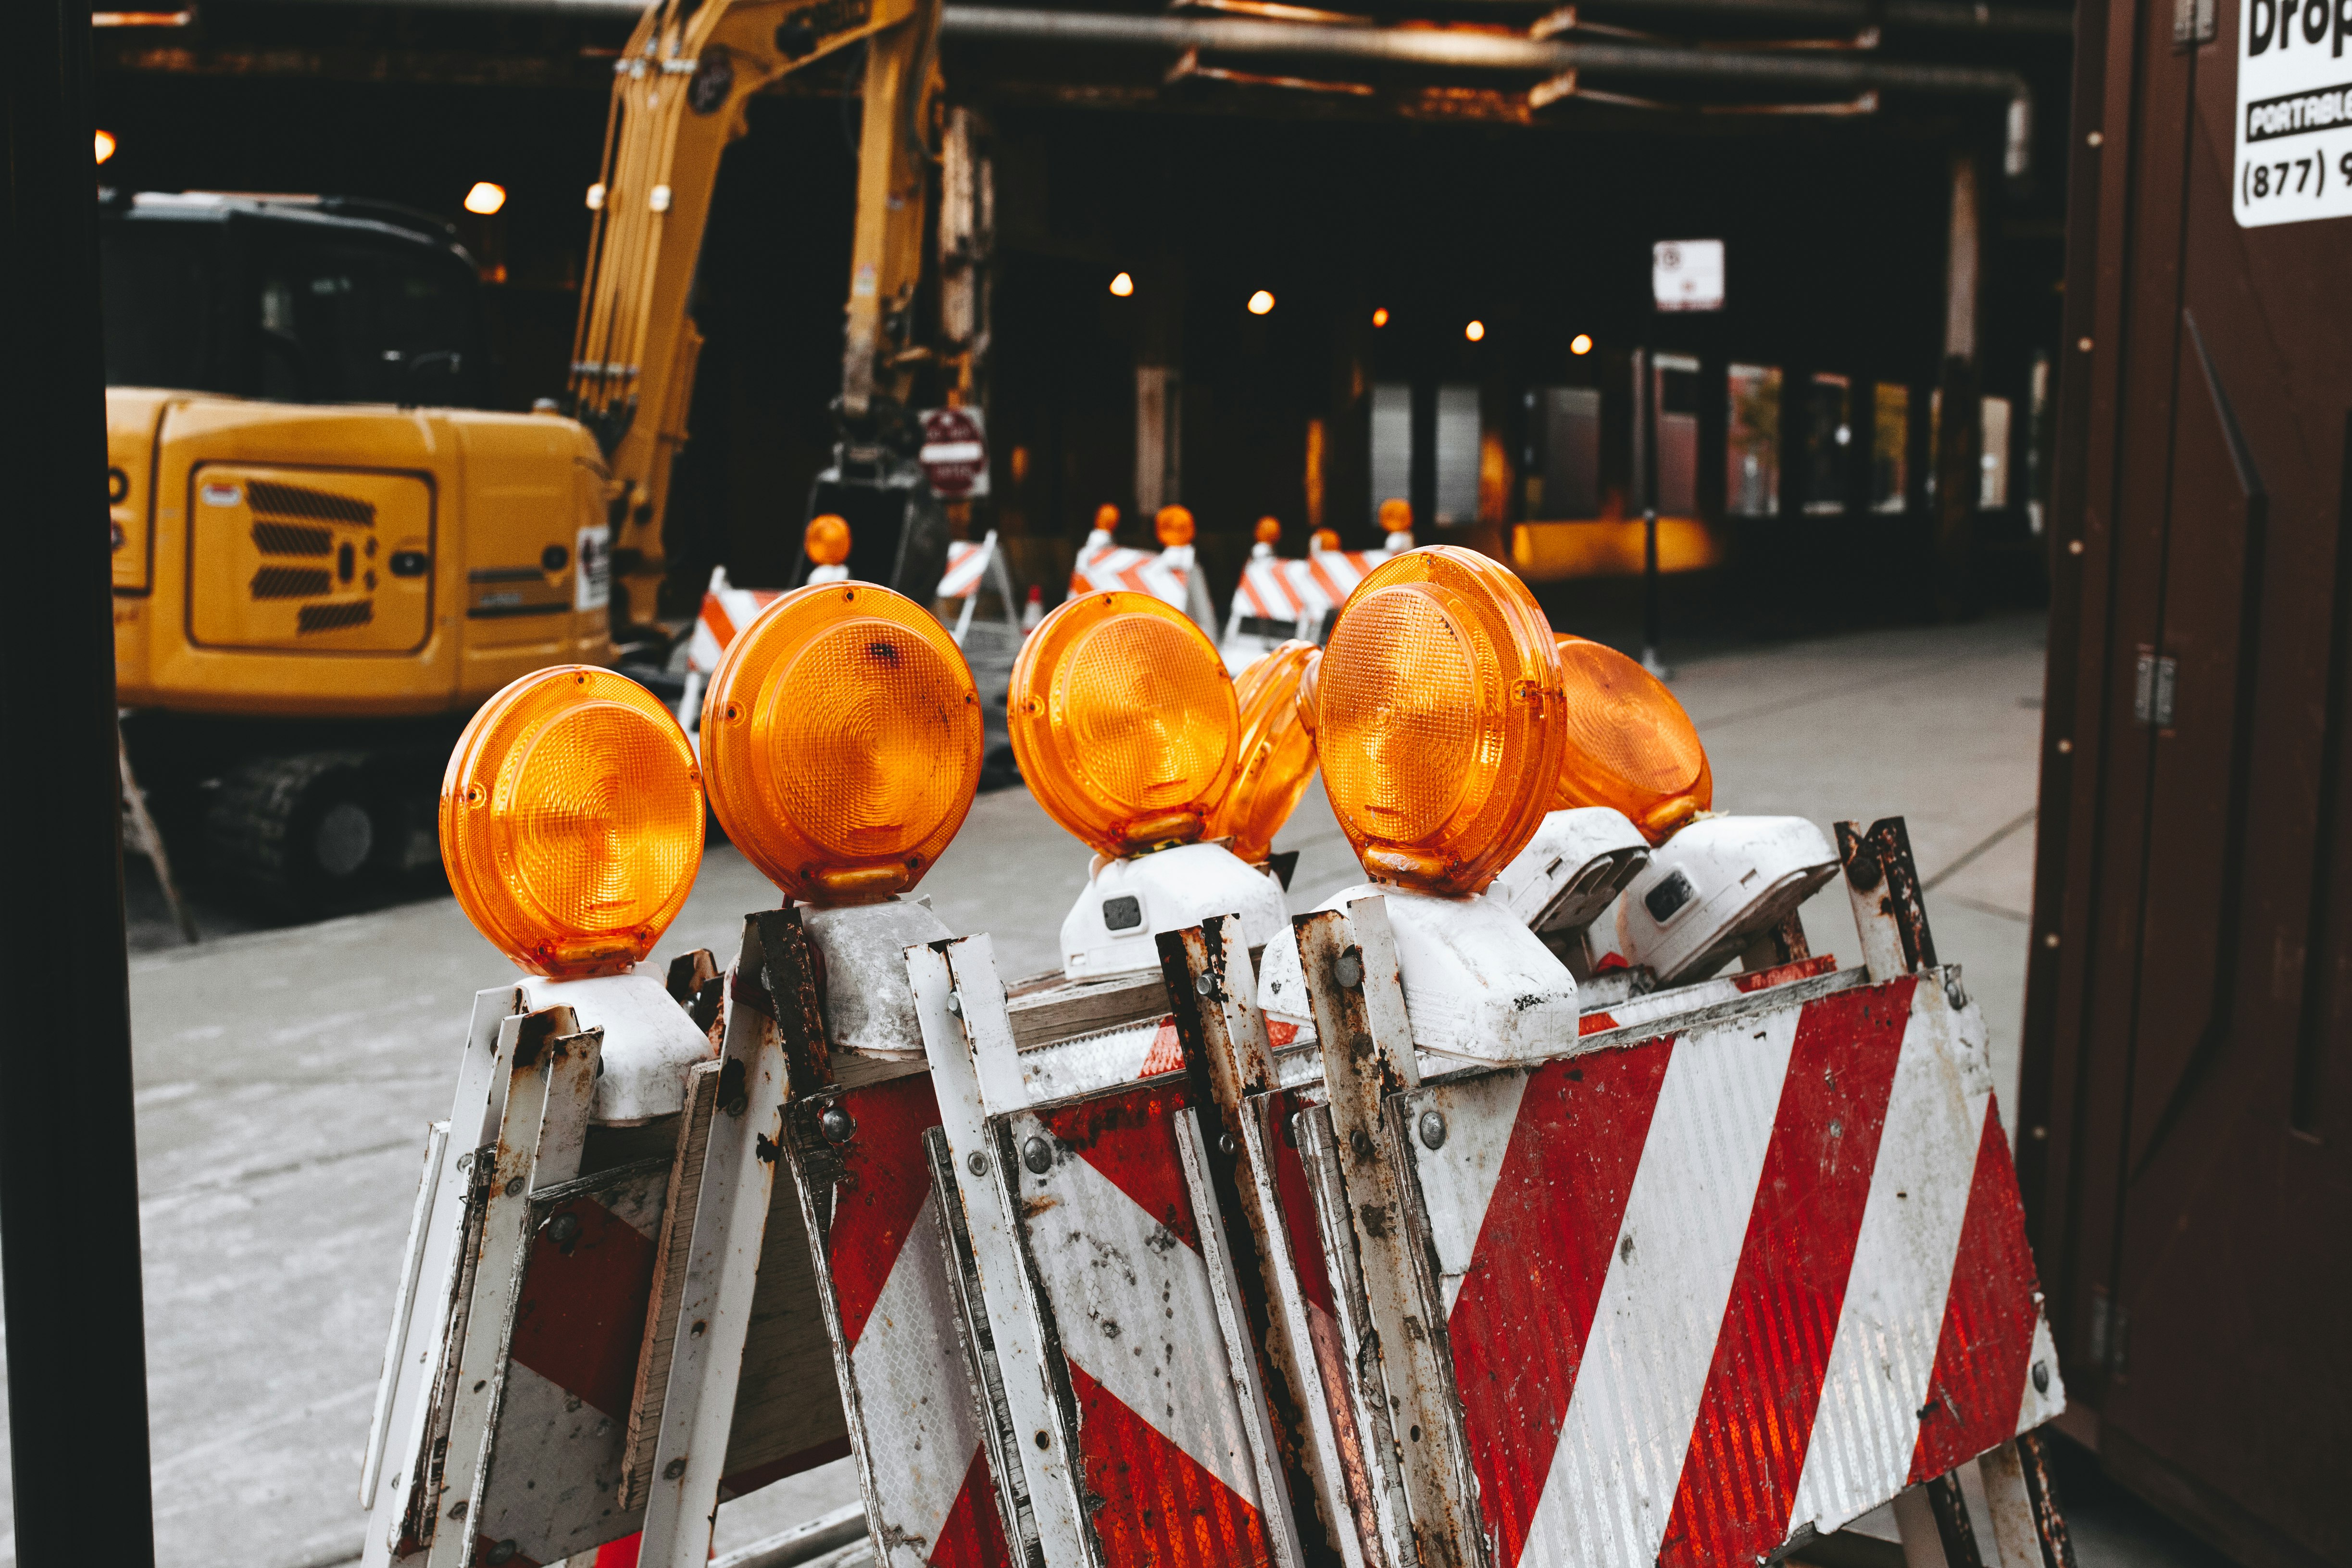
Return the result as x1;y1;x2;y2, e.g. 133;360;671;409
622;1060;723;1508
1004;968;1170;1051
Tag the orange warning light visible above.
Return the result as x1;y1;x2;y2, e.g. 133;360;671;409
1312;528;1341;554
1156;505;1196;549
1255;515;1282;546
1551;634;1713;842
1316;546;1564;895
1207;640;1319;866
1377;498;1412;535
440;665;705;978
1094;502;1121;533
702;582;983;904
1009;591;1239;859
805;514;851;567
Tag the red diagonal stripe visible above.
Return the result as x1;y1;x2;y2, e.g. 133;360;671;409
1446;1041;1675;1568
1302;558;1351;608
827;1073;944;1348
700;595;737;650
1039;1082;1201;1253
929;1443;1017;1568
1268;564;1306;615
509;1195;659;1420
1065;1360;1275;1568
1657;978;1914;1568
1908;1094;2042;1482
1264;1090;1333;1317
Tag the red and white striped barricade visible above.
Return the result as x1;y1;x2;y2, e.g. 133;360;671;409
1070;532;1218;636
359;926;852;1568
678;568;787;731
1158;817;2077;1568
911;934;1317;1568
937;530;1023;648
1220;549;1395;668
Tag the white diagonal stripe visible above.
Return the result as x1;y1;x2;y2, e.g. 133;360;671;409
1409;1072;1530;1317
856;1191;989;1568
1519;1007;1801;1568
1786;985;1978;1539
1019;1126;1263;1506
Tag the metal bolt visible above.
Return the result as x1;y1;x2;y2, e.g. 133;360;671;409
2032;1360;2050;1393
1332;952;1364;989
449;1500;469;1520
968;1150;989;1177
1034;1429;1051;1450
1195;972;1214;996
504;1177;525;1197
1417;1109;1447;1149
455;1152;473;1172
819;1105;856;1145
945;993;964;1017
1845;848;1883;893
1350;1127;1375;1160
487;1541;519;1565
2043;931;2062;949
546;1212;581;1246
1218;1132;1238;1157
2077;336;2094;352
1023;1136;1053;1175
664;1457;688;1480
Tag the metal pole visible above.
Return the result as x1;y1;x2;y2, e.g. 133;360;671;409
1636;348;1668;677
0;2;161;1561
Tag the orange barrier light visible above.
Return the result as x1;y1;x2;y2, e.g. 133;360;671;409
806;514;852;567
1156;505;1196;549
1551;634;1713;842
702;582;983;904
1207;640;1319;866
440;665;704;977
1255;515;1282;546
1378;498;1412;535
1094;502;1121;533
1315;546;1563;896
1009;590;1239;858
1312;527;1340;554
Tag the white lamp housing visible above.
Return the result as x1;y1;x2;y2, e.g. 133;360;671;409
1487;807;1653;934
1584;814;1839;986
517;970;717;1125
1061;841;1289;980
801;899;953;1060
1258;884;1578;1063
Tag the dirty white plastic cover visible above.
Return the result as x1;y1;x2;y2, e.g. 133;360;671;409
1585;813;1839;985
1258;885;1579;1062
517;970;717;1125
1060;840;1289;980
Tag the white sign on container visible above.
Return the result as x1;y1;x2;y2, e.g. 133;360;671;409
2233;0;2352;226
1652;238;1726;312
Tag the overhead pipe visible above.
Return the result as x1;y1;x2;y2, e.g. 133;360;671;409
940;5;2035;170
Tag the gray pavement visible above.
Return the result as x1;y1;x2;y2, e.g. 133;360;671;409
0;612;2121;1567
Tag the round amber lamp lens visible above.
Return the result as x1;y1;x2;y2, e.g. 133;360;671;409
806;514;851;567
1255;515;1282;545
703;582;983;905
1207;640;1320;866
1008;591;1239;858
440;665;704;977
1551;634;1713;842
1316;546;1563;896
1156;505;1196;549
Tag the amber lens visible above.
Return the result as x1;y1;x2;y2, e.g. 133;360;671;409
806;514;851;566
1315;546;1562;895
1156;506;1196;548
703;582;983;903
1313;528;1340;553
1207;640;1320;865
1094;503;1121;532
1378;498;1412;533
440;665;704;977
1255;515;1282;545
1008;590;1239;857
1551;634;1713;842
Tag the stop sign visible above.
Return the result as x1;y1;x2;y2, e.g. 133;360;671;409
918;407;989;499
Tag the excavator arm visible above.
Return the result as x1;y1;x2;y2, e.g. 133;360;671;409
568;0;943;627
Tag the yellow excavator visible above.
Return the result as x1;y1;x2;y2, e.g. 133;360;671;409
106;0;947;912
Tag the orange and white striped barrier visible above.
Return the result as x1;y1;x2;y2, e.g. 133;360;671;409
937;529;1022;645
1067;529;1217;633
1220;545;1398;666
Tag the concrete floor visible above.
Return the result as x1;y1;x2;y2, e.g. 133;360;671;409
0;610;2200;1568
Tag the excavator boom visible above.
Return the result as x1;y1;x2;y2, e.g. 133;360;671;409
571;0;945;626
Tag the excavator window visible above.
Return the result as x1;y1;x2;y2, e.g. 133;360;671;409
100;206;491;411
